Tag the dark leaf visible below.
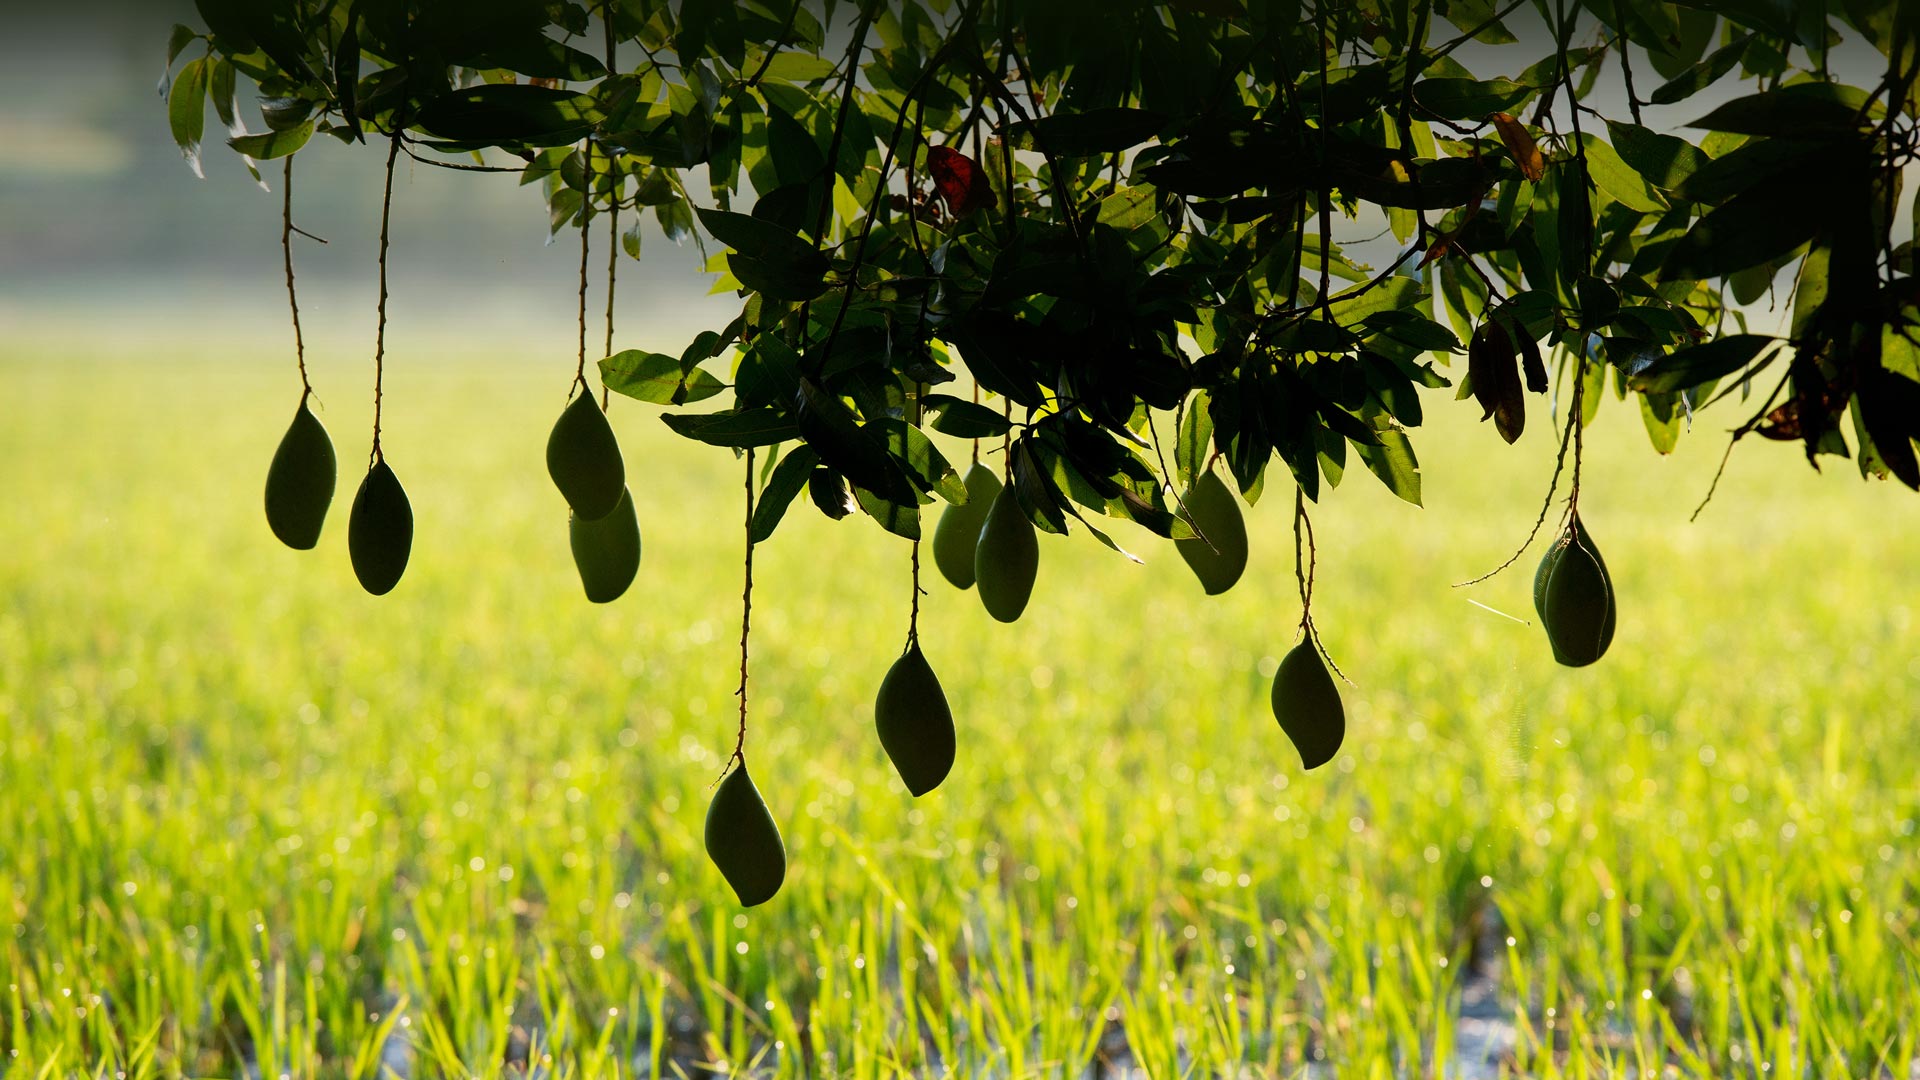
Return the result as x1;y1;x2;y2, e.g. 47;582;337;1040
415;85;601;145
809;467;855;518
1468;319;1526;443
1648;34;1750;105
1414;78;1535;121
1628;334;1778;393
1687;83;1871;138
794;379;919;504
1008;107;1169;156
750;446;819;542
921;394;1013;438
660;407;799;447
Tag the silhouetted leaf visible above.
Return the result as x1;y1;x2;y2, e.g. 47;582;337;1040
661;407;799;447
1008;107;1168;155
1629;335;1778;393
921;394;1012;438
750;445;819;541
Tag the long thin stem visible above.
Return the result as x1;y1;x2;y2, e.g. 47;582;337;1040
574;141;592;395
281;156;311;401
1453;398;1577;587
729;448;757;773
602;3;618;411
370;133;400;464
1293;487;1311;633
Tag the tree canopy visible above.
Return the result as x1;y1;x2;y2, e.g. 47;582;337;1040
162;0;1920;901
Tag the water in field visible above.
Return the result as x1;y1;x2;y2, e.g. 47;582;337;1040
2;332;1915;1079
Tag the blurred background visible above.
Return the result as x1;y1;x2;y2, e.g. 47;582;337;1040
3;6;1917;1078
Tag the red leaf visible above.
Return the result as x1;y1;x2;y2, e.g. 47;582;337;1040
925;145;994;216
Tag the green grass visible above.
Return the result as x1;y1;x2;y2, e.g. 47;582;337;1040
1;344;1915;1079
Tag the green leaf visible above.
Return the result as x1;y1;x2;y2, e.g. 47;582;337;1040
1410;76;1534;120
601;350;726;405
1096;186;1160;232
1175;390;1214;488
660;407;799;447
921;394;1013;438
749;445;818;542
168;57;211;176
161;24;198;94
1579;134;1666;212
1008;107;1169;156
228;120;314;160
414;85;601;145
1354;428;1422;506
1327;277;1426;327
1628;334;1778;393
1603;120;1710;190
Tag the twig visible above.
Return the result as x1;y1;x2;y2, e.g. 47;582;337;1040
574;140;592;395
602;2;619;411
727;448;758;777
370;133;401;464
281;157;311;401
1453;398;1577;587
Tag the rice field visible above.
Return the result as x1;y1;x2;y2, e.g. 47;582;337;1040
1;339;1916;1078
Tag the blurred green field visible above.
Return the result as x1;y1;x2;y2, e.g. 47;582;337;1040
1;341;1916;1079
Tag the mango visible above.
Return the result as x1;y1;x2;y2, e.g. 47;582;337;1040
705;764;785;907
874;641;956;795
546;392;624;520
569;486;640;603
973;483;1039;623
1174;469;1248;595
264;401;335;550
931;463;1001;590
1271;640;1344;770
348;459;412;596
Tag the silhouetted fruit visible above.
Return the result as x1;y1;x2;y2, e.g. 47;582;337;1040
1174;469;1248;594
705;764;785;907
546;392;624;520
569;486;640;603
1271;640;1344;770
264;401;335;550
1538;513;1615;667
874;641;956;796
348;459;412;596
931;463;1001;590
973;482;1038;623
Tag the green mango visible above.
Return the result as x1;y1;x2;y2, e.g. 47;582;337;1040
705;763;785;907
264;401;336;550
874;641;956;796
348;459;412;596
931;463;1001;590
1271;640;1344;770
973;483;1039;623
569;486;640;603
1540;512;1616;667
1173;469;1248;595
546;392;624;521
